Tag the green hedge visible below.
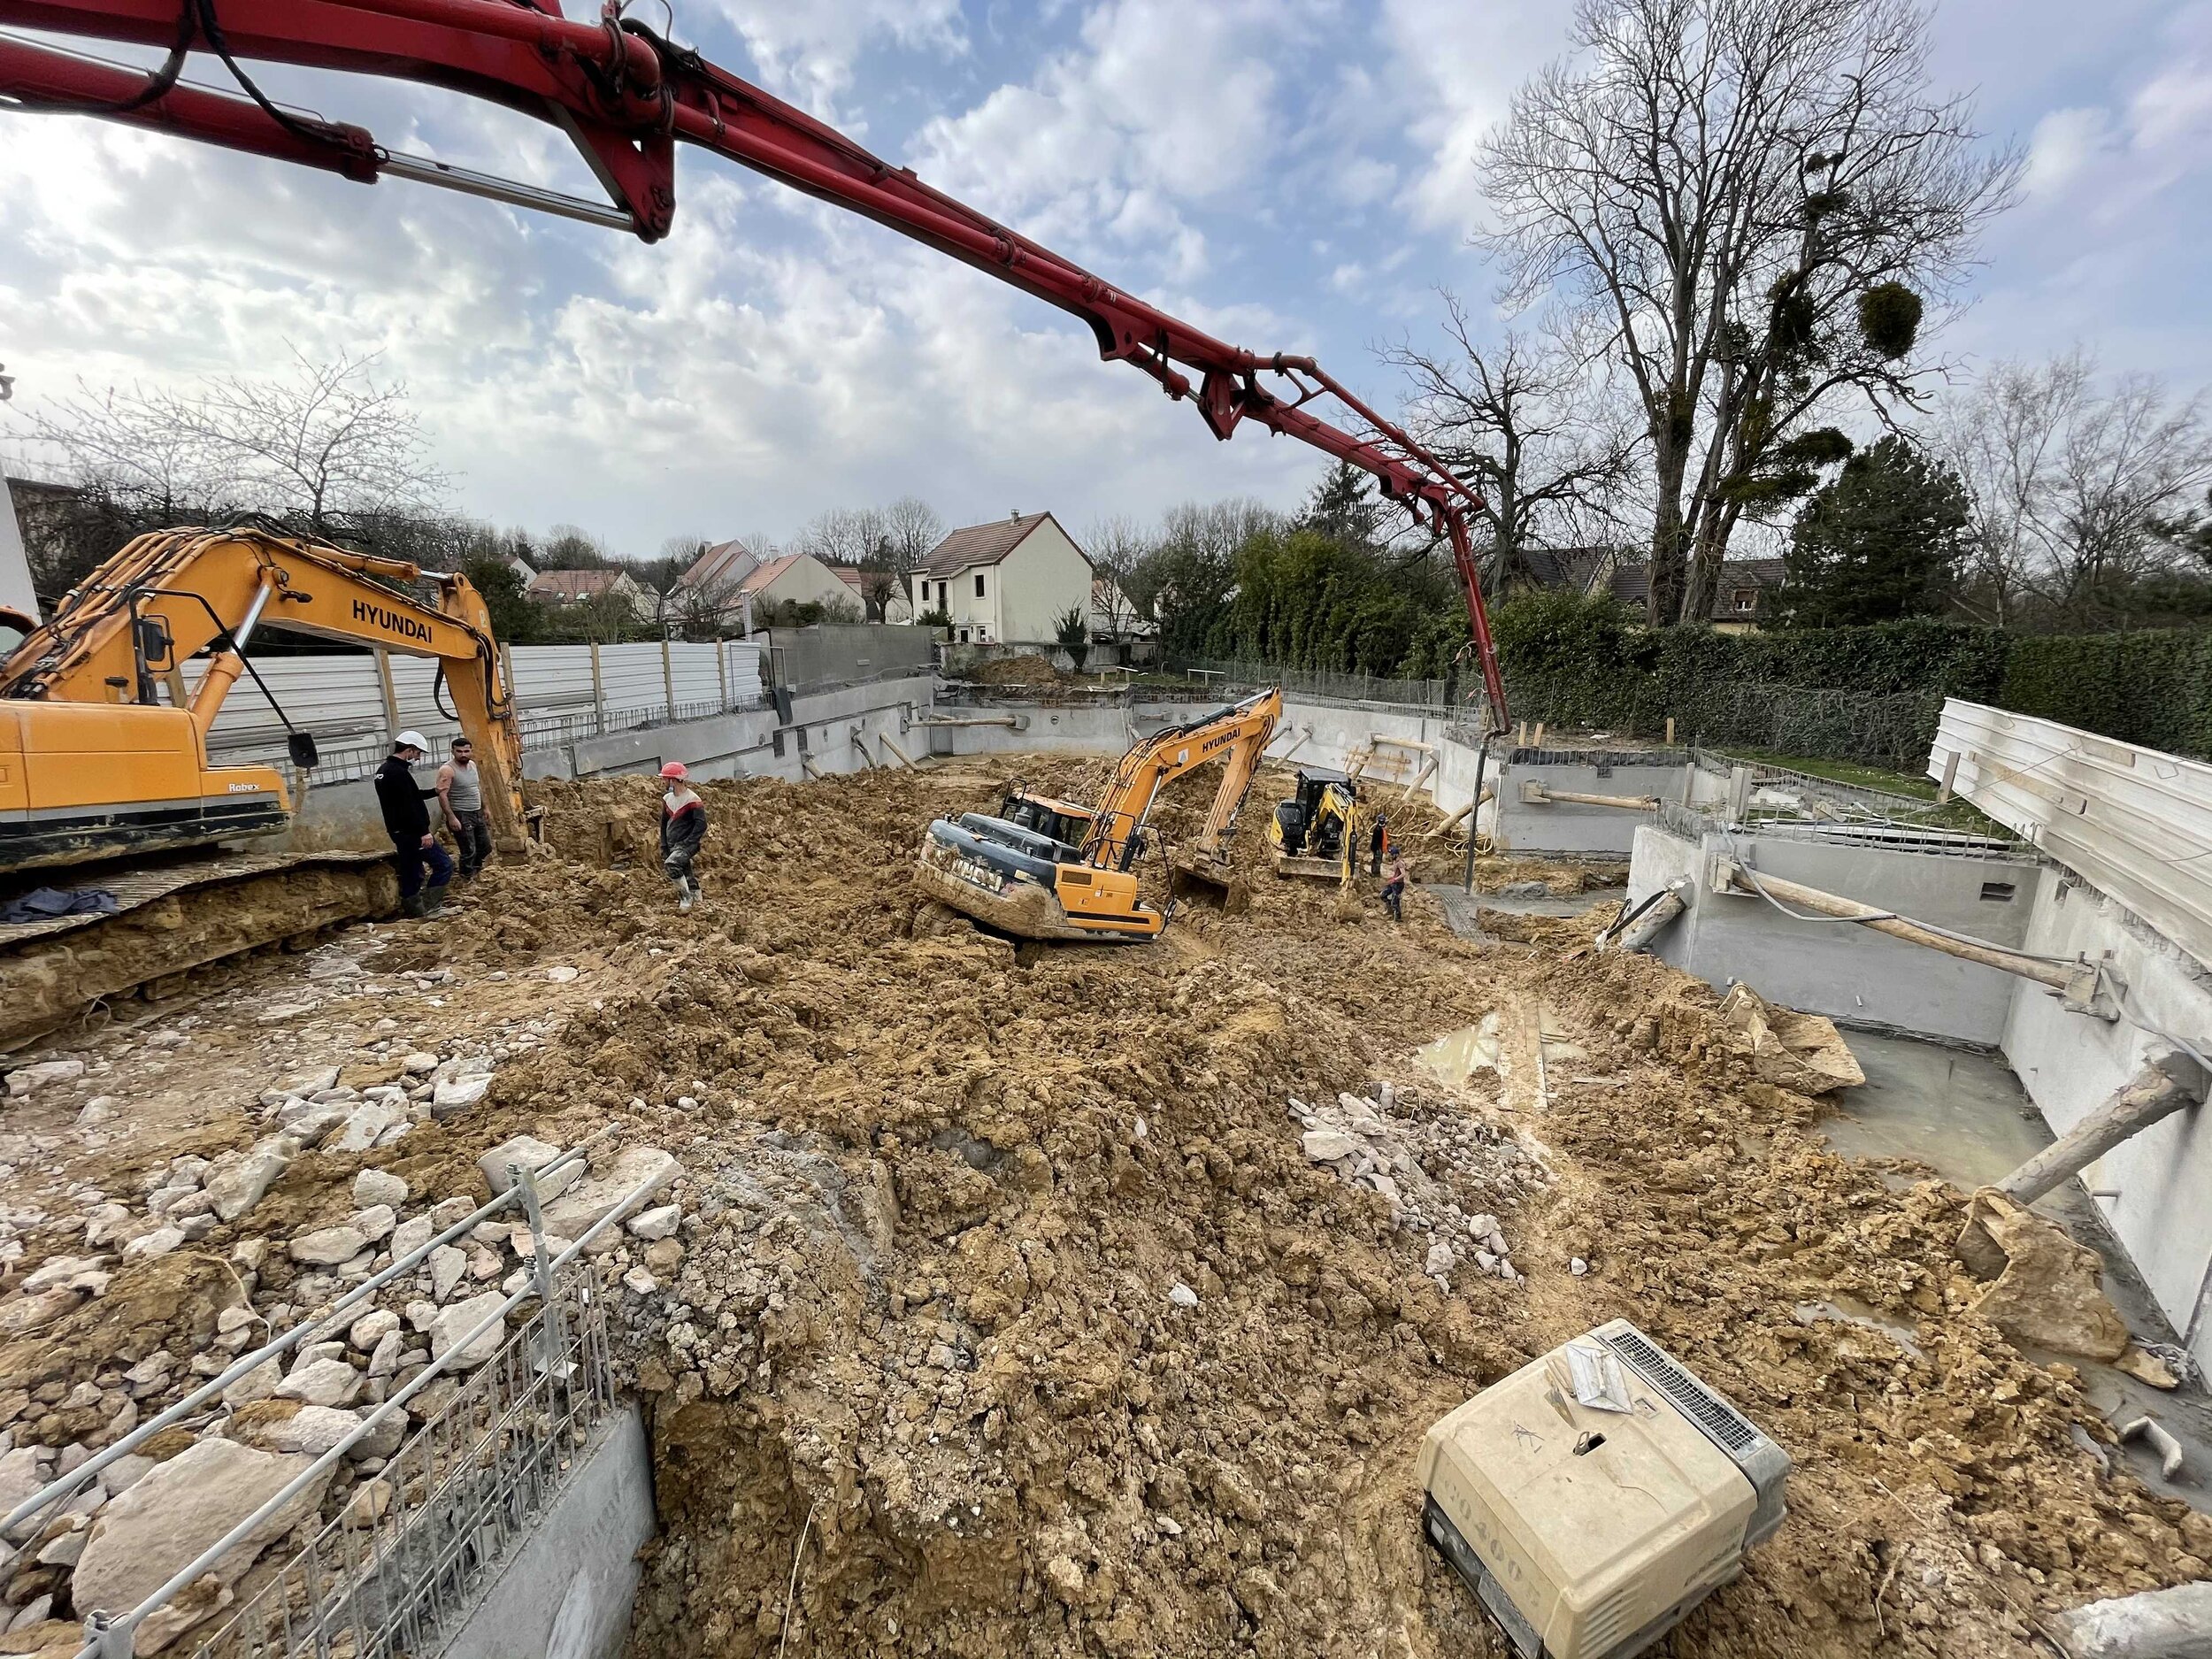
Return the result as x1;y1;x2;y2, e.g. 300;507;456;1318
1489;592;2212;768
1997;632;2212;758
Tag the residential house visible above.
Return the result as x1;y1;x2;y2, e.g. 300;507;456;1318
735;552;861;623
667;538;758;628
526;566;660;624
831;564;913;623
910;511;1094;645
1606;557;1787;632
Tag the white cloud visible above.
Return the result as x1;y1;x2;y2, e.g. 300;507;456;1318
703;0;967;115
1375;0;1562;237
2023;107;2119;197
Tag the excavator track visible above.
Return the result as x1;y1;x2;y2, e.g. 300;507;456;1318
0;849;398;1051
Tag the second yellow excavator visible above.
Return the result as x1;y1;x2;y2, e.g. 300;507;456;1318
914;688;1282;941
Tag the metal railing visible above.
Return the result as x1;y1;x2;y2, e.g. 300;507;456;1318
2;1132;672;1659
1170;658;1455;711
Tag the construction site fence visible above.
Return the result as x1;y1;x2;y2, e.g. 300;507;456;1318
191;639;772;783
1166;659;1460;714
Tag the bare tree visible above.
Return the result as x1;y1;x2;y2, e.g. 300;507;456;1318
180;349;448;541
1939;352;2212;627
881;496;945;575
1085;514;1148;638
1386;295;1640;587
796;505;887;568
8;379;236;525
1479;0;2017;624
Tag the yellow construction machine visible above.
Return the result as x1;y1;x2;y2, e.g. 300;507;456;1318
1268;766;1368;880
0;525;525;1046
915;688;1282;941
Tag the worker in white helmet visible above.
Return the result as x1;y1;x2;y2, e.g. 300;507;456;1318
658;762;707;910
375;731;453;919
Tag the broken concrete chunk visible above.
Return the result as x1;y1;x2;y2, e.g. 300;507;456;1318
432;1074;492;1118
349;1309;399;1353
242;1404;361;1457
204;1138;296;1224
1300;1129;1361;1163
289;1226;368;1267
429;1292;508;1371
326;1102;396;1155
1958;1187;2131;1362
122;1227;185;1262
541;1146;680;1240
351;1205;396;1243
6;1060;85;1098
73;1438;334;1653
475;1135;580;1203
429;1246;469;1302
351;1170;409;1210
274;1359;362;1409
627;1204;681;1242
388;1214;434;1262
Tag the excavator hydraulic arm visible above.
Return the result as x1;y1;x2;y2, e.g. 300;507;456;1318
0;0;1509;731
1083;688;1282;870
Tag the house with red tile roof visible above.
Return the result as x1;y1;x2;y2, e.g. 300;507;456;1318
908;511;1094;644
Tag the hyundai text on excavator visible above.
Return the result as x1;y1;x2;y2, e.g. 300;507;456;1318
915;689;1280;941
0;524;525;1046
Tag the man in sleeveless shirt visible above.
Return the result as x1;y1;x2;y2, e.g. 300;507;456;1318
437;737;494;880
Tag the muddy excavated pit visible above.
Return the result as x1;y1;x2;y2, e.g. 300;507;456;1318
0;758;2202;1659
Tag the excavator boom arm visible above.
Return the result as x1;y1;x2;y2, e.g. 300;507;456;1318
1083;689;1282;869
0;0;1508;731
1;526;526;846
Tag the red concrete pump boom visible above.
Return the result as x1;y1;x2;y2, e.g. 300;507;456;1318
0;0;1509;729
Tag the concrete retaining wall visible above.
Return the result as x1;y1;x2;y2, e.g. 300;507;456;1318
2001;872;2212;1365
1626;823;2041;1046
441;1403;654;1659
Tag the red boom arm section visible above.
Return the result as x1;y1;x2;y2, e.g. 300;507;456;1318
0;0;1508;726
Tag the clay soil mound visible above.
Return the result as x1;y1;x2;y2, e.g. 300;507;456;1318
486;762;2204;1659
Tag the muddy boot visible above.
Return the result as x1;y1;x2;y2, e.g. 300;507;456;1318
420;882;450;919
399;891;426;920
677;877;696;913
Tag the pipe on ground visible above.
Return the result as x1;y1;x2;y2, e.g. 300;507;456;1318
1600;882;1689;954
1522;780;1659;811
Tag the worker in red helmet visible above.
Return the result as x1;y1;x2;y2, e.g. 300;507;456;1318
658;762;707;910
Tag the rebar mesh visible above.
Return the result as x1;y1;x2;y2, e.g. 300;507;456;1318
181;1265;615;1659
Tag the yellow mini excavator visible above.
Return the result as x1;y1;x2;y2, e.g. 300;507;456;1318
0;525;525;1047
915;688;1282;941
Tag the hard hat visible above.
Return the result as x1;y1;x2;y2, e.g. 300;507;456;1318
395;730;430;751
659;762;689;780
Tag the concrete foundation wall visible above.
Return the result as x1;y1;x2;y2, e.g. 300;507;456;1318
2001;871;2212;1363
1628;824;2041;1046
441;1403;654;1659
1628;819;2212;1370
1493;758;1681;856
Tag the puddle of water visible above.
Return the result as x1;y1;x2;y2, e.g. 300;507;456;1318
1793;1296;1924;1360
1417;1012;1502;1084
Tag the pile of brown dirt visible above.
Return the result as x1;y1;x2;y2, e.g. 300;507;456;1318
0;754;2196;1659
484;760;2204;1657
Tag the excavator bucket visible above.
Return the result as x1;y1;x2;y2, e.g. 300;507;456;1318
1168;849;1249;916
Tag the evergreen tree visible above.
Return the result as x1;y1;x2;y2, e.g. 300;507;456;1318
1294;461;1382;550
1778;435;1968;626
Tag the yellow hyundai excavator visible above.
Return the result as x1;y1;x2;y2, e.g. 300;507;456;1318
914;688;1281;941
0;524;525;1046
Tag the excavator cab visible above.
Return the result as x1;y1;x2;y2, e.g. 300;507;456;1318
995;787;1095;860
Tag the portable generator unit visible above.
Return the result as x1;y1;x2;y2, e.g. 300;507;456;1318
1417;1319;1788;1659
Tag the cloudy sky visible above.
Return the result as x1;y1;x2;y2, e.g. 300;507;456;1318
4;0;2209;558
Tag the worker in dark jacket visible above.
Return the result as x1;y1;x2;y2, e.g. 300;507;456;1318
659;762;707;910
375;731;453;919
